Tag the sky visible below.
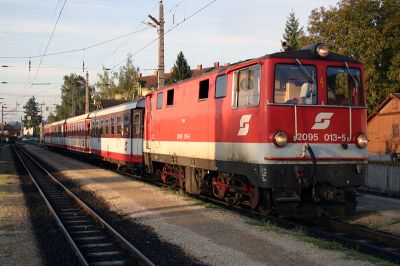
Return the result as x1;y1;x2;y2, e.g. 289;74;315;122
0;0;339;123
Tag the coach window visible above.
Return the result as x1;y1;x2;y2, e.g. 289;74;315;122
123;113;129;136
105;119;109;134
215;74;227;98
167;89;174;106
232;65;260;108
156;92;163;109
92;121;95;135
111;117;115;135
117;116;122;135
99;120;104;135
199;79;209;100
274;64;317;105
327;67;363;106
133;112;141;136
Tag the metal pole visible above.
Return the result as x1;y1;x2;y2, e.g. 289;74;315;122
158;0;165;88
85;71;89;113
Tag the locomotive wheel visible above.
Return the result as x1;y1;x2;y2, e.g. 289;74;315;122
249;186;260;209
216;178;227;200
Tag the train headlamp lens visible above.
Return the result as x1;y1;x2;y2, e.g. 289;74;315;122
356;133;368;148
316;43;329;57
274;131;288;147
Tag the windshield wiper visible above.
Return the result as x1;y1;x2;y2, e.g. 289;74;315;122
295;58;315;84
344;62;359;88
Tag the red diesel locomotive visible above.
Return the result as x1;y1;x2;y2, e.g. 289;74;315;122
45;43;368;216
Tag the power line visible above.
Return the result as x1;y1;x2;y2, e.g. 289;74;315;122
29;0;68;92
109;0;217;70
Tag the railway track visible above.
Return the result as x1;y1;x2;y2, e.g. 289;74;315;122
22;143;400;264
192;193;400;264
13;145;155;266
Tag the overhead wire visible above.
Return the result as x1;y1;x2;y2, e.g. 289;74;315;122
109;0;217;71
28;0;68;92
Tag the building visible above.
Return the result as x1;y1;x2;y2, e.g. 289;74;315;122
367;93;400;158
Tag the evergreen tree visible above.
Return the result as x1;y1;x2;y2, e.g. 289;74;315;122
23;96;40;136
306;0;400;113
167;51;192;84
281;11;304;51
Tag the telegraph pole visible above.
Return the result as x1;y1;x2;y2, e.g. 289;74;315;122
147;1;165;89
85;71;89;113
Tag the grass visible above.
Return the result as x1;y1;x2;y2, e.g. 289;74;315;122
0;245;11;257
246;218;395;265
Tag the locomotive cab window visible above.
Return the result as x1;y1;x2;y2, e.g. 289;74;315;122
199;79;209;100
232;64;260;108
156;92;163;109
327;67;364;106
274;64;317;105
215;74;227;98
167;89;174;106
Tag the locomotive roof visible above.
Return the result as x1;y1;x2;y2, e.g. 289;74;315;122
265;48;361;64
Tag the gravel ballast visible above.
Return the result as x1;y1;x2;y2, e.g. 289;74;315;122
24;144;378;266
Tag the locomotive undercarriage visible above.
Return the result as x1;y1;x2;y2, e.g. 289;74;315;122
147;153;365;217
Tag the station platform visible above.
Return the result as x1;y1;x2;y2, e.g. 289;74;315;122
0;145;42;265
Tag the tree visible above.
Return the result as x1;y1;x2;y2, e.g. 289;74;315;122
306;0;400;113
23;96;40;136
281;11;304;51
47;112;56;124
55;73;94;120
95;54;141;102
167;51;192;84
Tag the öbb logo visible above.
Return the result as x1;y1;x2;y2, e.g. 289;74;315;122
311;112;334;130
237;114;252;136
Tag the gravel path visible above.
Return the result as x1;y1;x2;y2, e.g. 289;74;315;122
25;144;377;266
0;145;42;266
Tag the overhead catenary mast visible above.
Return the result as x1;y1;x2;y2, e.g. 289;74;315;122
147;1;165;89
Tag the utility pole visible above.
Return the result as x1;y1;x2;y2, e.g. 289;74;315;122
1;105;6;143
85;71;89;113
147;1;165;89
39;102;44;143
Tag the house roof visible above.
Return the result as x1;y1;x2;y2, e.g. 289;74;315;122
367;93;400;122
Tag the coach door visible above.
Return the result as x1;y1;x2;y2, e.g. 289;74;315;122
85;119;91;152
132;110;143;157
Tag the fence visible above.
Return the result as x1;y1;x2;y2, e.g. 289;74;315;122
364;161;400;196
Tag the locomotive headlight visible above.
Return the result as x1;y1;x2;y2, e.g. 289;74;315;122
274;131;288;147
316;43;329;57
356;133;368;148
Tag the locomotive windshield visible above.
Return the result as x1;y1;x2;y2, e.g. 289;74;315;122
327;67;364;106
274;64;317;105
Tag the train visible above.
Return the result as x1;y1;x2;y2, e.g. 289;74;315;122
44;43;368;217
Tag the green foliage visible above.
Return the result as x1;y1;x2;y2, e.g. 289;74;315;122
167;51;192;84
47;112;56;124
306;0;400;113
23;96;40;135
94;54;141;102
281;11;304;51
55;73;94;120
